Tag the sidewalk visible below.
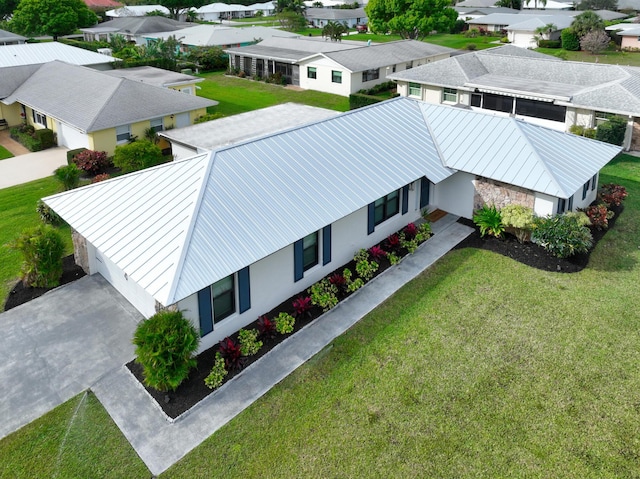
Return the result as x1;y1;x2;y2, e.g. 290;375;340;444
93;216;473;476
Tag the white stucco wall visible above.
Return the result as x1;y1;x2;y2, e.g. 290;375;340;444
179;181;424;352
299;56;351;96
533;194;554;217
433;172;476;219
170;142;198;161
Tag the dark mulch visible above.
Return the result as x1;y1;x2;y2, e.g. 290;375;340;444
453;204;623;273
3;255;86;311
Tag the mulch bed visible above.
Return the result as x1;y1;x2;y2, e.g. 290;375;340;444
3;255;86;311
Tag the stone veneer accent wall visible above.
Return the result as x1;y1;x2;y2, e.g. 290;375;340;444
71;229;90;274
155;301;178;314
473;177;535;211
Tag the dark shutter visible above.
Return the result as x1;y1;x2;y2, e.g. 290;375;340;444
238;266;251;314
568;195;574;211
420;177;430;209
402;185;410;215
323;225;331;265
367;202;375;235
294;239;304;282
197;287;213;336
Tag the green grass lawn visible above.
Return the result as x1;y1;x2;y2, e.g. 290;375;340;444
422;33;501;50
0;177;73;311
0;146;13;161
197;71;350;116
2;155;640;477
535;47;640;67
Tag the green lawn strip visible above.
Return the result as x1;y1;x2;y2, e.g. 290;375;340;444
0;392;149;479
163;160;640;478
422;33;501;50
535;47;640;67
0;146;13;160
0;176;73;311
197;71;350;115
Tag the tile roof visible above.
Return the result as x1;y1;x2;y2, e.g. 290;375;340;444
44;98;619;306
2;61;216;132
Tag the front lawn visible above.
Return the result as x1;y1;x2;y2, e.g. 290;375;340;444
197;71;350;116
0;146;13;160
2;156;639;477
422;33;501;50
535;47;640;67
0;177;73;311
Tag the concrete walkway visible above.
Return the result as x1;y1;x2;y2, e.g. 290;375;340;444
0;275;143;440
0;145;69;190
93;216;473;476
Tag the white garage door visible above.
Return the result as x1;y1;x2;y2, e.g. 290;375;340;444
56;121;90;149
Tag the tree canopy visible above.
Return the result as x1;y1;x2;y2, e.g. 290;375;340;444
156;0;208;20
0;0;19;21
10;0;97;40
322;20;348;41
576;0;617;10
571;10;605;39
276;0;305;14
365;0;457;40
495;0;522;9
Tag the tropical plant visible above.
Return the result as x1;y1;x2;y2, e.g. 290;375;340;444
54;163;81;191
275;312;295;334
599;183;628;207
368;245;387;261
534;23;557;45
238;328;263;356
186;46;227;71
257;315;276;338
500;204;534;243
72;150;110;175
292;296;312;317
308;278;339;311
11;224;65;287
36;199;62;225
473;204;504;238
524;0;546;8
132;310;200;392
532;214;593;258
355;256;379;281
204;352;227;389
404;222;418;239
583;204;614;230
571;10;605;40
113;140;164;173
322;20;348;41
218;337;243;370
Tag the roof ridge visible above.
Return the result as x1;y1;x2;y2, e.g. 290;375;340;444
84;73;127;133
415;102;450;169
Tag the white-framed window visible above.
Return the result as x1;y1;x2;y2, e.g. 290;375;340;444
307;66;317;79
332;70;342;84
408;82;421;98
32;109;47;127
116;124;131;144
443;87;458;103
149;117;164;133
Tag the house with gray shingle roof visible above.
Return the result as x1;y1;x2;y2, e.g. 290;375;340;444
80;16;191;44
304;7;368;28
0;28;27;45
226;38;455;96
388;45;640;150
1;61;216;154
43;97;620;351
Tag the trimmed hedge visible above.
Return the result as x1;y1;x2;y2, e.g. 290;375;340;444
58;38;109;52
596;117;627;146
561;28;580;51
538;40;561;48
10;127;55;152
349;93;383;110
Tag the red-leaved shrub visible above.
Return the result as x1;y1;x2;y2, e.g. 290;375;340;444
584;204;614;230
218;337;243;371
91;173;111;183
599;183;628;207
292;296;312;317
73;150;110;175
368;245;387;261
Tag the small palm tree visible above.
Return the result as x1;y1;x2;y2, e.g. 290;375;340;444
534;23;557;45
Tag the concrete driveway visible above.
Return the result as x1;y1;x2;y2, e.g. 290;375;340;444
0;275;142;439
0;146;69;190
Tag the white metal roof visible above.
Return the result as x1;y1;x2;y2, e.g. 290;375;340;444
106;5;170;16
0;42;117;68
44;98;620;307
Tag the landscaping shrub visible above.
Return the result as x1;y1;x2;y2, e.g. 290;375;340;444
309;278;339;311
473;204;504;238
11;224;65;288
194;112;225;124
113;140;163;173
132;310;200;392
204;353;227;389
238;328;262;356
532;213;593;258
67;147;87;164
500;204;534;243
466;43;477;51
275;312;295;334
464;28;480;38
368;245;387;261
599;183;628;207
349;93;382;110
54;163;81;190
561;28;580;51
257;315;276;338
354;249;378;281
91;173;111;183
538;40;561;48
292;296;312;317
72;149;110;175
596;116;627;146
10;125;53;152
218;337;243;370
583;204;614;230
186;46;227;71
36;199;62;225
34;129;55;150
569;124;596;139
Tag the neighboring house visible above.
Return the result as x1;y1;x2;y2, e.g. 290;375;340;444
248;2;275;16
226;38;454;96
43;97;620;352
521;0;574;9
0;42;117;70
0;61;215;154
106;5;171;17
455;0;502;7
606;23;640;50
160;102;338;159
0;29;27;45
454;7;519;22
143;25;298;51
81;17;191;44
388;45;640;149
506;15;573;48
195;3;253;21
103;66;204;94
305;7;367;28
83;0;122;10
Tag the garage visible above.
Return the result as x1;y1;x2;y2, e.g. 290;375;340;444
56;121;90;149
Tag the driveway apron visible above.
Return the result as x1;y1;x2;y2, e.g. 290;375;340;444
0;275;142;439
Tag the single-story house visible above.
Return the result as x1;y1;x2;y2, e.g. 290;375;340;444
103;66;204;94
606;23;640;50
248;2;275;16
0;42;117;70
160;102;338;159
106;5;171;17
0;61;215;154
305;7;367;28
44;97;620;351
0;28;27;45
81;17;191;44
506;15;573;48
521;0;574;9
143;25;298;51
388;44;640;150
195;3;253;21
454;7;519;22
226;38;455;96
